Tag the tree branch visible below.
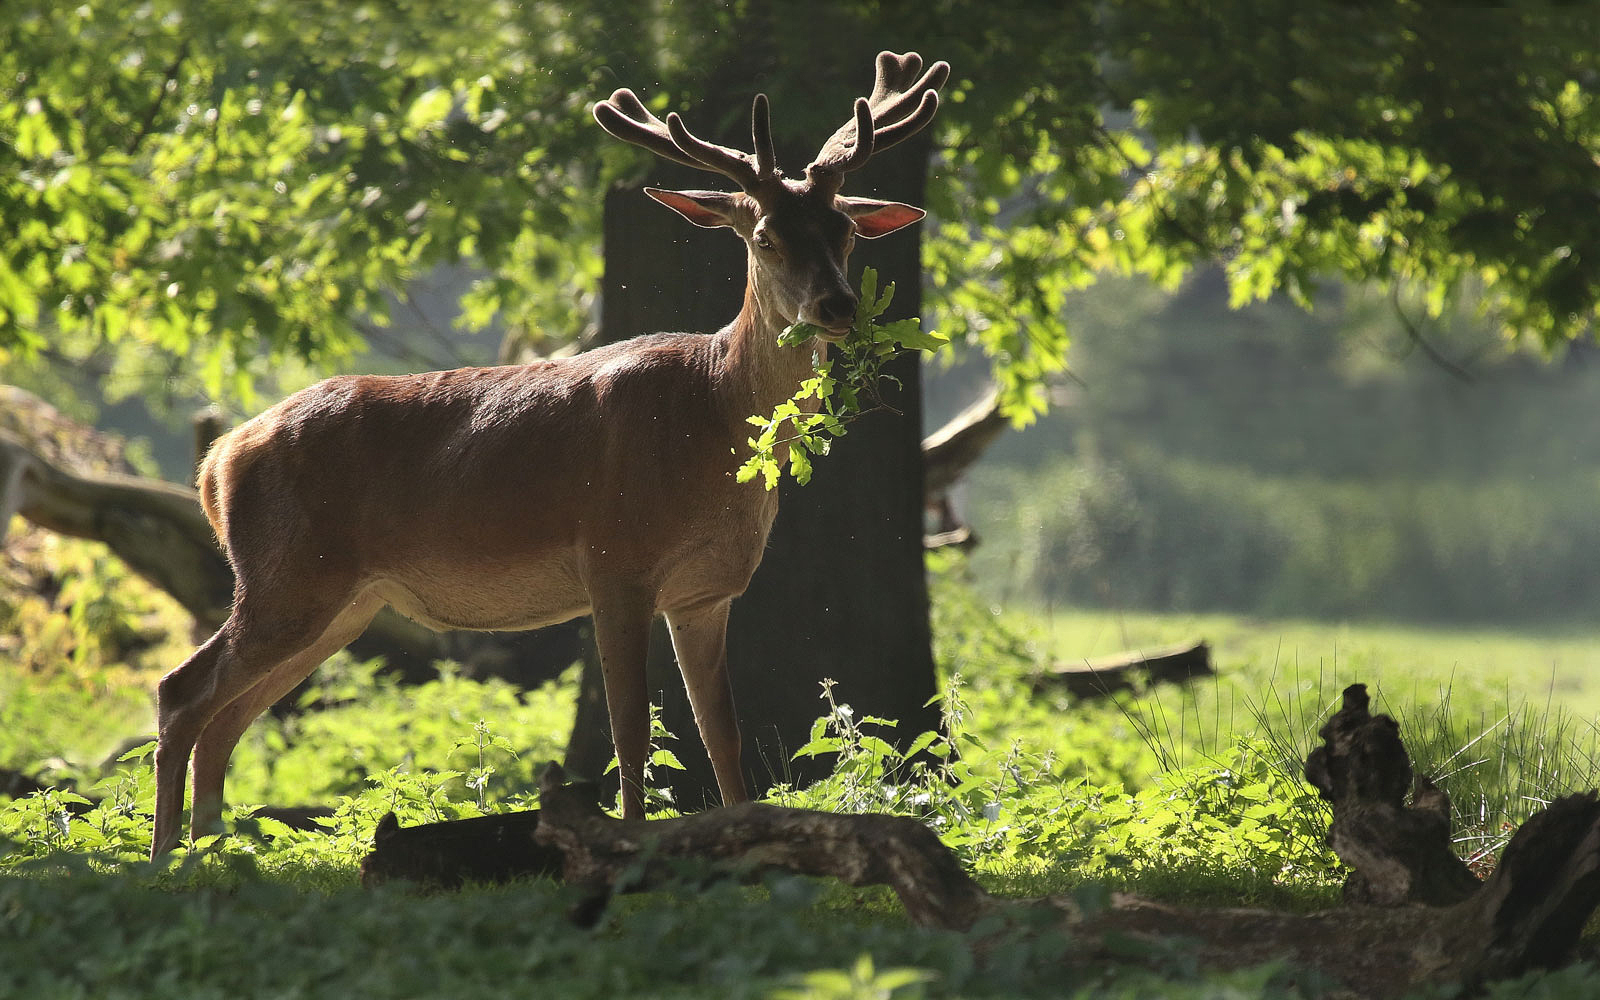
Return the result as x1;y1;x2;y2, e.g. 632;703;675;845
1;427;235;629
1389;288;1475;383
921;383;1007;501
125;41;191;157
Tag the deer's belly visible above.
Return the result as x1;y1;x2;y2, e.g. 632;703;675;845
363;503;774;628
368;557;590;632
652;534;770;612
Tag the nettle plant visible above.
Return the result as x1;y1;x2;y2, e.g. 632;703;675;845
740;267;948;489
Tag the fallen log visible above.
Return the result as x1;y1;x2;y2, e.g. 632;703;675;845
360;810;563;890
1035;639;1214;698
0;427;235;630
531;764;993;932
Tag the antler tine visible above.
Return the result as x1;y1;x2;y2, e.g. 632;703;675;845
664;113;760;192
870;60;950;129
594;89;707;171
751;93;777;181
594;86;765;193
870;50;922;103
831;99;875;174
806;51;949;183
862;89;940;155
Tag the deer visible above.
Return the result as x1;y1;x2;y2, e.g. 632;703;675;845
148;51;948;858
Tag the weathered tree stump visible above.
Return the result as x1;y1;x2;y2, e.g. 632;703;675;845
1420;789;1600;985
1069;685;1600;995
1305;683;1481;906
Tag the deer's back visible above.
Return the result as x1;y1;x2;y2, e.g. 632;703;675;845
208;333;777;624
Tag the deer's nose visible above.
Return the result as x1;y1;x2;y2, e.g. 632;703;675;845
814;290;858;331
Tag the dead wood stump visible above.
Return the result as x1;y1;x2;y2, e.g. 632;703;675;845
1304;683;1481;906
1057;684;1600;995
1298;683;1600;988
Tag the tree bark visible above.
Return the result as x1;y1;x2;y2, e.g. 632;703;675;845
360;809;563;890
531;763;989;931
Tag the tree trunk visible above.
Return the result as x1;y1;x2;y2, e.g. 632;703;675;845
571;130;939;808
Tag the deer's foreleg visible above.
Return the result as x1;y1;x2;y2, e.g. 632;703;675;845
666;599;748;809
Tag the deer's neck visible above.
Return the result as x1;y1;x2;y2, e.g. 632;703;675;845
719;265;824;420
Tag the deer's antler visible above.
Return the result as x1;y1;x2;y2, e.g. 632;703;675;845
806;51;950;193
594;88;778;194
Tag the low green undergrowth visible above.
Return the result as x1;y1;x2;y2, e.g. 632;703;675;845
5;556;1600;996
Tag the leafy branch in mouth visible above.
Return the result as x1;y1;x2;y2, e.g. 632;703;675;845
739;267;949;490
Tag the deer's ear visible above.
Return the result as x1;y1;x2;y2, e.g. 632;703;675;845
645;188;740;229
837;197;926;238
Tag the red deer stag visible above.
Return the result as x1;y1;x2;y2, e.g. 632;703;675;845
150;51;948;857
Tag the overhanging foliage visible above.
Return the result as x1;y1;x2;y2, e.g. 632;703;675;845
4;2;1594;417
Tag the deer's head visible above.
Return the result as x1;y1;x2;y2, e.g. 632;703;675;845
595;52;949;340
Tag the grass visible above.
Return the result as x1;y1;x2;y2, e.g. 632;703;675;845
1042;605;1600;861
5;550;1600;996
1037;605;1600;717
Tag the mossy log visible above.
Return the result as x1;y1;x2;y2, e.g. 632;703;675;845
531;765;993;931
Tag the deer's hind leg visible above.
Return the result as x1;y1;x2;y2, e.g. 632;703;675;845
151;575;370;858
185;592;385;843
